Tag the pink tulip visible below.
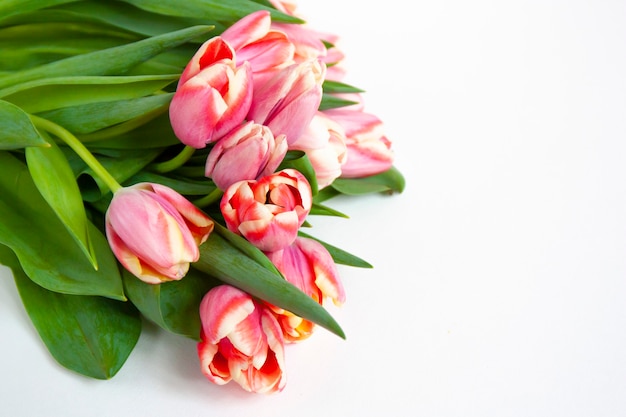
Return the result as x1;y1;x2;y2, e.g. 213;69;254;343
220;169;312;252
248;59;326;145
221;10;295;86
105;183;214;284
267;0;298;15
271;22;328;63
205;121;288;190
198;285;286;393
169;37;253;148
265;237;346;342
323;107;394;178
290;113;347;189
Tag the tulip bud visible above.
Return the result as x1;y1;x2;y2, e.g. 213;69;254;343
220;169;312;252
221;10;295;85
205;121;287;191
323;107;394;178
169;37;253;148
265;237;346;342
105;183;214;284
198;285;286;394
248;59;326;145
290;112;347;189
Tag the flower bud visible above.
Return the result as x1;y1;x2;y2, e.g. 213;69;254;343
205;121;287;191
169;37;253;148
290;112;347;189
221;10;295;86
265;237;346;342
105;183;214;284
323;107;394;178
248;59;326;145
198;285;286;394
220;169;312;252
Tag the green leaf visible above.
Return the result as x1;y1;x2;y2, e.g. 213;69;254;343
0;152;125;299
331;166;406;195
64;147;162;202
122;267;220;340
309;202;350;218
0;25;214;89
37;93;173;134
319;94;359;111
0;100;48;149
277;150;319;195
0;0;80;21
193;232;345;339
78;111;180;149
0;74;178;112
12;259;141;380
322;80;365;94
120;0;302;24
212;222;282;275
25;132;97;269
0;20;135;42
55;1;223;37
298;230;372;268
313;186;341;203
0;3;217;38
0;31;133;72
127;171;216;195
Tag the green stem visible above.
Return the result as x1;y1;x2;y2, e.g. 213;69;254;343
193;188;224;208
150;145;196;174
30;115;122;194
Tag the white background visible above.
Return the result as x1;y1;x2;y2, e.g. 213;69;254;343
2;0;626;415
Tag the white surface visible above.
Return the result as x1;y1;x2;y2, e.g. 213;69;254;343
2;0;626;415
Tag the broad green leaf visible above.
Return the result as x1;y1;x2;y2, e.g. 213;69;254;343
0;100;48;149
331;166;406;195
0;152;125;299
0;243;18;269
0;74;178;112
0;20;134;41
120;0;302;24
193;232;345;339
0;4;215;38
0;38;131;72
212;221;282;276
322;80;365;94
319;94;359;111
0;0;80;21
13;262;141;380
122;268;220;340
0;25;214;89
298;230;373;268
37;93;173;134
25;132;97;269
277;150;319;195
55;1;223;37
77;111;180;149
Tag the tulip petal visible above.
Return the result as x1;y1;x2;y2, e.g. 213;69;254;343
200;285;256;343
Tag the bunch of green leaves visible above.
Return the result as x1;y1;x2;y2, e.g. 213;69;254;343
0;0;405;380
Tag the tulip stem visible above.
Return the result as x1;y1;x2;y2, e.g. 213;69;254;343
150;145;196;173
29;115;123;194
193;187;223;208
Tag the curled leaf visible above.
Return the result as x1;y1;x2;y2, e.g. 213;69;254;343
0;100;48;149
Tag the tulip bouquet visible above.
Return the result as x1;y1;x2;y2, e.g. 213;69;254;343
0;0;404;394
